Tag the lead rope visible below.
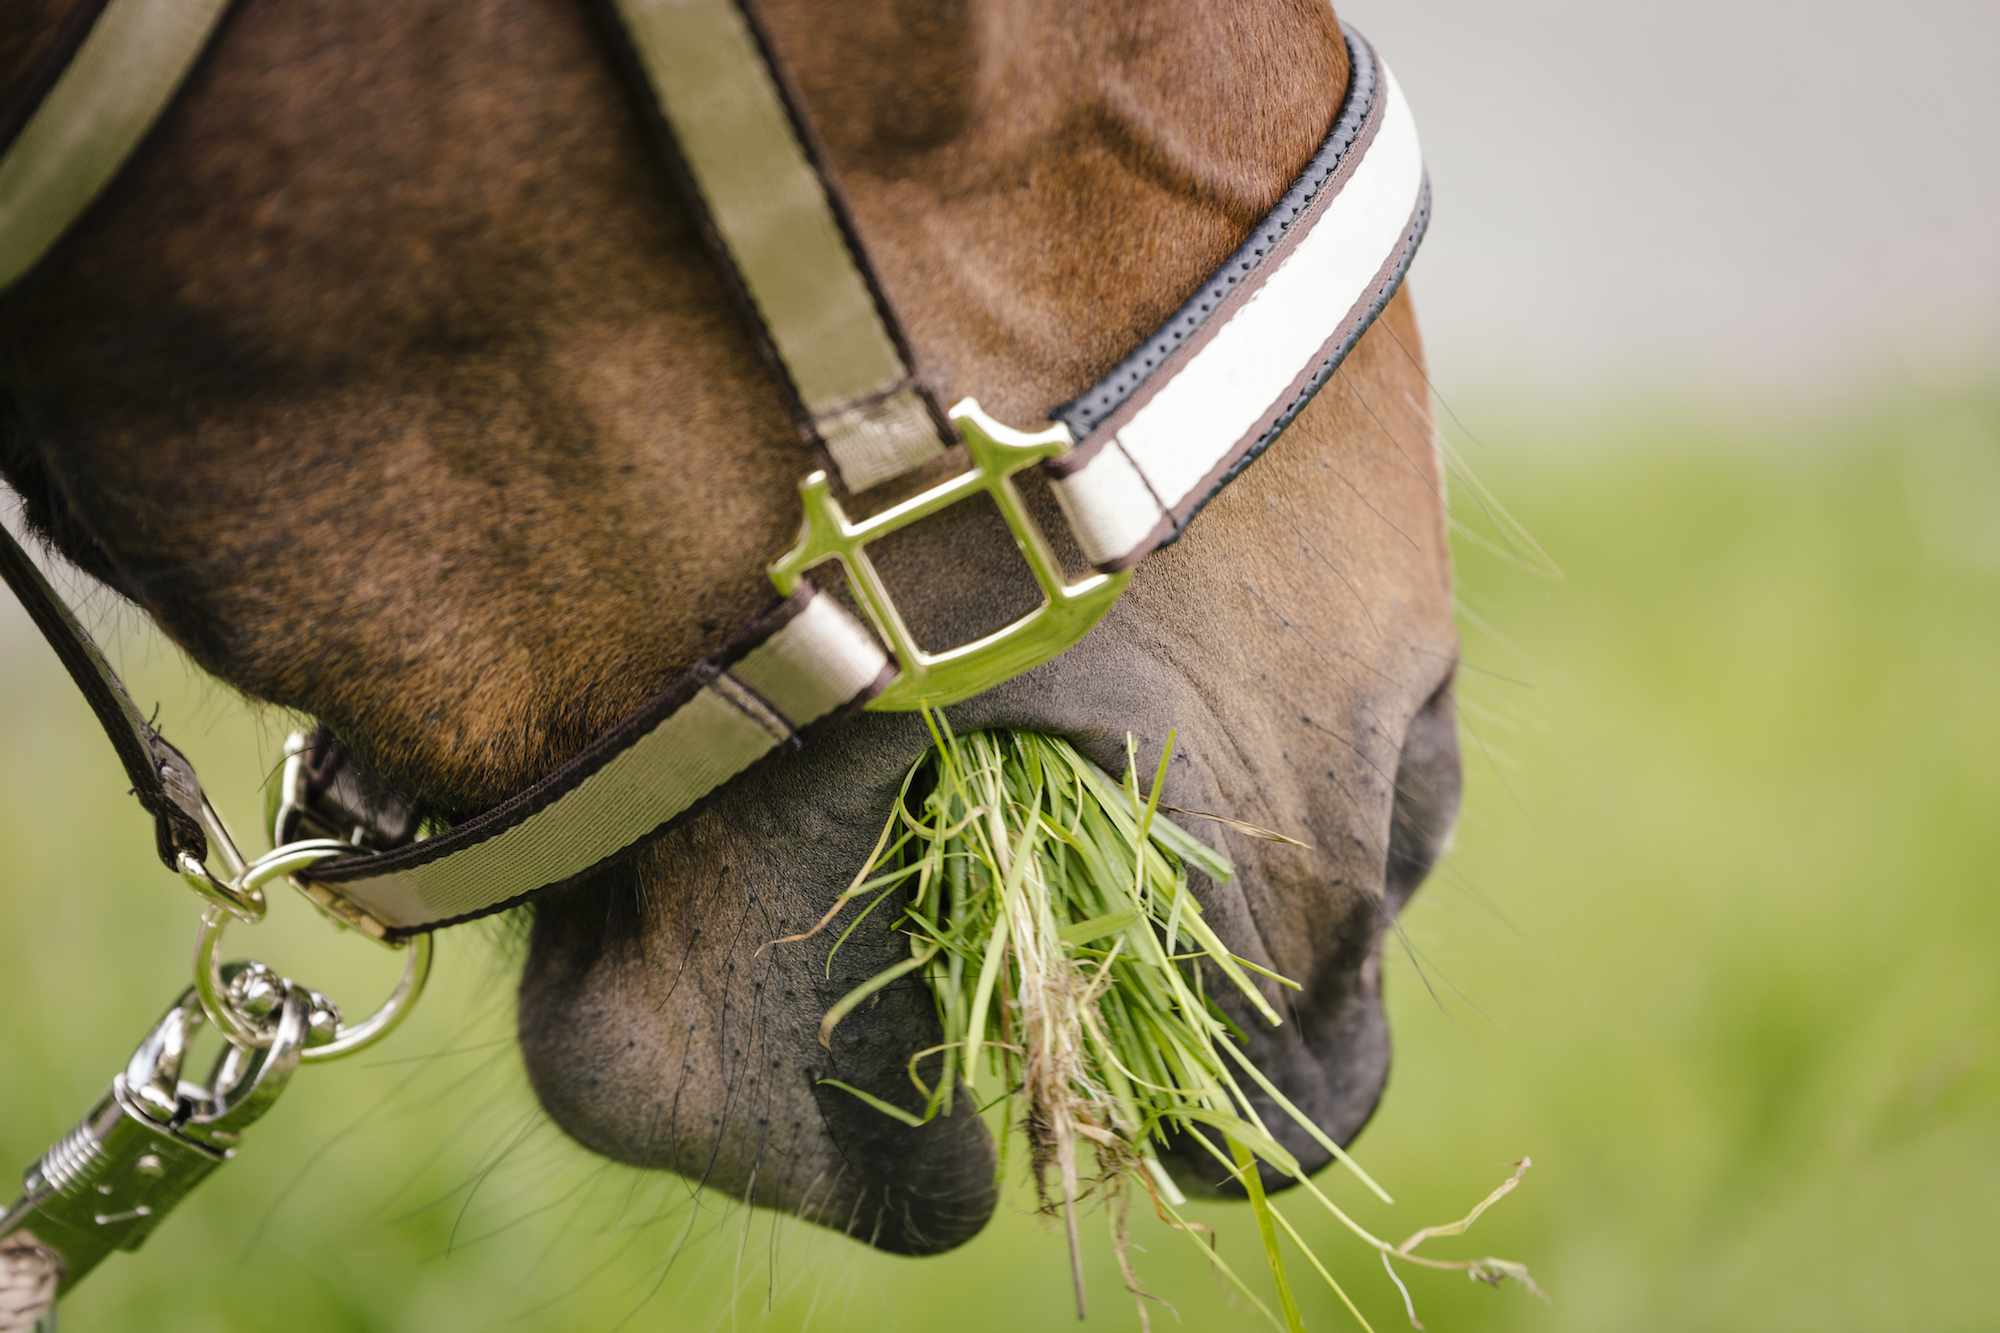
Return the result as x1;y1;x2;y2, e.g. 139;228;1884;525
0;1235;57;1332
0;729;434;1319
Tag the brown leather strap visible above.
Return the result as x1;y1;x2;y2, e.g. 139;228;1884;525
0;524;208;869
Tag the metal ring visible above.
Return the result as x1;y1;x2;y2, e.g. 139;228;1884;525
265;730;314;849
175;796;266;921
192;840;433;1063
177;855;263;923
295;934;430;1063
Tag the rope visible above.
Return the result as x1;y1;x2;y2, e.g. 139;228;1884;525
0;1234;57;1333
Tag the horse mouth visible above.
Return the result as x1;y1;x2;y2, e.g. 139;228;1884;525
509;583;1457;1251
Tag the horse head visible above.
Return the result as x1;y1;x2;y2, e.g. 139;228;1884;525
0;0;1456;1255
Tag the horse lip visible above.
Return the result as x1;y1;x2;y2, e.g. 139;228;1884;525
1156;949;1394;1197
807;1074;999;1255
802;878;1000;1255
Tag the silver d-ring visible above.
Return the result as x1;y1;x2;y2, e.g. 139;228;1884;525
192;840;433;1061
297;932;430;1063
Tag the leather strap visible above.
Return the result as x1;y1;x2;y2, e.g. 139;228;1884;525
0;0;235;288
0;525;209;869
0;0;238;871
603;0;953;494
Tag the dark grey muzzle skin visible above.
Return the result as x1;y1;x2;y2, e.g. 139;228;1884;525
516;528;1462;1254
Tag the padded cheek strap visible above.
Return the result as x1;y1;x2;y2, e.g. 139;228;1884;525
604;0;954;494
1045;34;1429;572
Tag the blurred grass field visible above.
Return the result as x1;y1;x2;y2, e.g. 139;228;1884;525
3;391;1995;1331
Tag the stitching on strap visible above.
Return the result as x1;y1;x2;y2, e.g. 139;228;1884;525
1050;25;1383;440
712;673;796;746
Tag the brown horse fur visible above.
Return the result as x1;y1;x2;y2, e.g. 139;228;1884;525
0;0;1458;1255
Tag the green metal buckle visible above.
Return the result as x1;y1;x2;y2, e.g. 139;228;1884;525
769;398;1130;711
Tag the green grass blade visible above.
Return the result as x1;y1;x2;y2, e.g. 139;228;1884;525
1233;1135;1306;1333
814;1079;928;1128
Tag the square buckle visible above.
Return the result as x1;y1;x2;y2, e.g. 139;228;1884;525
768;398;1129;711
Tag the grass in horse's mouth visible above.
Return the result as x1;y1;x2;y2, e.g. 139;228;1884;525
786;715;1537;1331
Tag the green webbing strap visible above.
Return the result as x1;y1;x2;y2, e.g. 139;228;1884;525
0;0;234;290
609;0;950;492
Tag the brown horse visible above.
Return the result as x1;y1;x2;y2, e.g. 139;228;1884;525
0;0;1457;1256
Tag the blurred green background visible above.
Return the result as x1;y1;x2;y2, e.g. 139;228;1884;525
5;388;1995;1331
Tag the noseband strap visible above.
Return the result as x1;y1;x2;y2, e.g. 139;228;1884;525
302;590;892;933
0;2;1429;937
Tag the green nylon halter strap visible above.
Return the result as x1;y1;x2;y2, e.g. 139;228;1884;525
608;0;952;493
0;0;234;289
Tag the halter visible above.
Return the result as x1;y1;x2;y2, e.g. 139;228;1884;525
0;0;1427;1308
